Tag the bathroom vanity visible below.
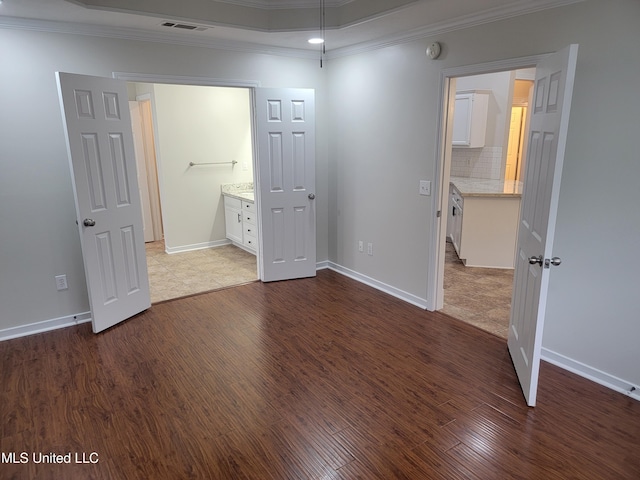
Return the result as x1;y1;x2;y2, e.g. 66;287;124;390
221;183;257;254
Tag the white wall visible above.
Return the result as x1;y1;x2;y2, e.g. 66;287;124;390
150;84;253;251
328;0;640;390
0;28;327;333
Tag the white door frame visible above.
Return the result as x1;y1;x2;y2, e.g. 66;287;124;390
427;54;546;311
113;72;262;279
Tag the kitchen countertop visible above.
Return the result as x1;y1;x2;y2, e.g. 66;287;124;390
221;183;254;202
450;176;523;197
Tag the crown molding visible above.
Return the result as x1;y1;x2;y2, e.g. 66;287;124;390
213;0;352;9
327;0;585;59
0;0;585;61
0;16;318;59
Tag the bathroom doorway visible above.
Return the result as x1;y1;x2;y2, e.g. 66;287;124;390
128;81;258;303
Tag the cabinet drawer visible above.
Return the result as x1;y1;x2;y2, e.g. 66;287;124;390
224;196;241;209
244;212;256;225
451;188;463;208
244;223;257;238
242;201;255;212
243;233;257;251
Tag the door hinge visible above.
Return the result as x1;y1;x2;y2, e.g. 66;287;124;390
436;210;442;218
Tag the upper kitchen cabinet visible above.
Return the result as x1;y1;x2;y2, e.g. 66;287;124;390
452;91;489;148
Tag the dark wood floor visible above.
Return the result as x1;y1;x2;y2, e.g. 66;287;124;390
1;270;639;479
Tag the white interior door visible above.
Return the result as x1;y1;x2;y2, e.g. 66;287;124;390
57;72;151;333
508;45;578;406
255;88;316;282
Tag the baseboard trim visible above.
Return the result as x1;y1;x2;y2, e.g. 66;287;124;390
325;261;428;309
541;347;640;402
165;239;230;254
0;312;92;342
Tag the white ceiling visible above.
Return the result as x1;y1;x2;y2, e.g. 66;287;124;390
0;0;582;56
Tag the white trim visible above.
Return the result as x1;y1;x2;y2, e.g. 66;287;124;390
542;348;640;402
0;17;318;60
326;261;428;309
214;0;351;9
114;72;260;88
0;312;92;342
164;239;231;255
328;0;584;59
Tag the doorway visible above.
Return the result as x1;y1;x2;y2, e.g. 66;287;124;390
433;64;538;338
128;81;259;303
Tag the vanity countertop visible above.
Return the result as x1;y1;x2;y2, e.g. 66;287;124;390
221;183;254;202
450;176;523;198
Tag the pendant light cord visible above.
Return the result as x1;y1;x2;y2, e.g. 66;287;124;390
320;0;325;67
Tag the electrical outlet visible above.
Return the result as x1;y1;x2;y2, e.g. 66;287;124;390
367;243;373;256
419;180;431;196
358;240;364;253
55;274;68;291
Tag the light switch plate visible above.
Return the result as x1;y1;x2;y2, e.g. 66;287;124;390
419;180;431;196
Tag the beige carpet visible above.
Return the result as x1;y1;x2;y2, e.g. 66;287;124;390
145;241;258;303
440;242;513;339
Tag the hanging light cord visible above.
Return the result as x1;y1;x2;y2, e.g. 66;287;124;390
320;0;326;67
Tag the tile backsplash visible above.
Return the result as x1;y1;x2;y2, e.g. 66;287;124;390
451;146;503;179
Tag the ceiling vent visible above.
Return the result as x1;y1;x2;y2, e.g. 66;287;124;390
160;21;209;32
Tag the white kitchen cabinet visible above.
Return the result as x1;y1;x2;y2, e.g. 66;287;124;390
454;195;520;268
223;196;243;244
451;193;463;256
452;92;489;148
447;184;464;255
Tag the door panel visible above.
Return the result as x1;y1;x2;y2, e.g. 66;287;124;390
508;45;578;406
57;72;151;333
256;88;316;282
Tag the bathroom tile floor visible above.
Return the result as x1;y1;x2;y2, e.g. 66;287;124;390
441;242;513;339
145;241;258;303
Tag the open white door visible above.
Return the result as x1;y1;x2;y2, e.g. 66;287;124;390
255;88;316;282
57;72;151;333
508;45;578;406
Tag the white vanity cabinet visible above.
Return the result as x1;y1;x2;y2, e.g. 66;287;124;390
223;195;257;254
241;201;257;252
452;92;489;148
223;196;243;244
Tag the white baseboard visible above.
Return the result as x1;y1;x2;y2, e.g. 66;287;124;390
0;312;92;342
165;239;230;254
542;347;640;402
324;261;428;309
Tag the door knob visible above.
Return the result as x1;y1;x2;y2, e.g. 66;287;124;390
528;255;543;266
83;219;96;227
308;193;316;200
545;257;562;268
